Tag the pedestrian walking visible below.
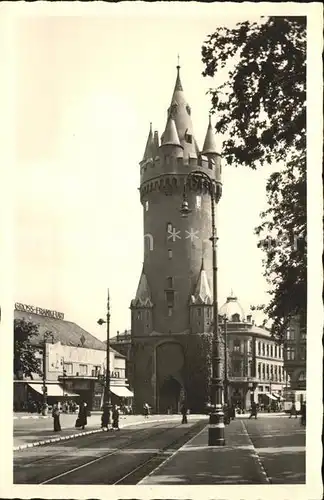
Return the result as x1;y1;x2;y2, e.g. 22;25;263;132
112;405;120;430
101;403;111;431
143;403;149;418
52;403;61;432
180;402;188;424
289;403;298;419
77;401;88;430
300;401;306;426
249;401;258;419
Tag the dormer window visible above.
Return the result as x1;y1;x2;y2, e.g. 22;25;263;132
185;133;192;144
232;313;240;322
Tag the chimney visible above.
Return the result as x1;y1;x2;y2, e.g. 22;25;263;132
247;314;252;323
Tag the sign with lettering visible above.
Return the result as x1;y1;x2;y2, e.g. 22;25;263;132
15;302;64;320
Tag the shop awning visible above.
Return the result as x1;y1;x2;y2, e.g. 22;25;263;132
28;383;79;397
110;386;134;398
264;392;277;401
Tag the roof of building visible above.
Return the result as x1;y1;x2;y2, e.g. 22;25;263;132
219;291;246;321
165;65;198;158
14;310;107;351
142;122;154;161
202;115;218;155
190;259;212;305
131;269;153;308
161;116;182;148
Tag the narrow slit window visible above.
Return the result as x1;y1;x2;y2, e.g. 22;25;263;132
168;249;173;259
167;223;173;233
145;200;149;211
196;195;201;209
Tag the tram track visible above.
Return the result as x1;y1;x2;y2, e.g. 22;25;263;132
15;419;208;484
15;421;168;468
113;419;206;485
31;419;207;485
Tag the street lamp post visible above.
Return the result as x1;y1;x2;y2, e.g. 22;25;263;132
42;331;54;416
223;315;229;406
97;289;111;426
180;170;225;446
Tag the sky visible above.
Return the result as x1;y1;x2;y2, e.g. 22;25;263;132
11;10;289;341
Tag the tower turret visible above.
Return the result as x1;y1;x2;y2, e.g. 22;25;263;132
130;267;153;337
141;123;154;163
190;258;213;333
202;115;218;155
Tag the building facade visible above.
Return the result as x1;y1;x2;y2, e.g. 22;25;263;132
219;294;287;410
13;303;133;410
282;315;306;405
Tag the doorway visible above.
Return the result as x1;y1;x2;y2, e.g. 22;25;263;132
158;376;182;414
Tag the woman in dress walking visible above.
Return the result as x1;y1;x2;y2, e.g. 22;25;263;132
52;403;61;432
112;405;120;430
78;402;88;430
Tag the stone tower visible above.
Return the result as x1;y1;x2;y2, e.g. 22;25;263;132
131;65;222;413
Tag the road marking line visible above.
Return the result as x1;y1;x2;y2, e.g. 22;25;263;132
241;420;271;484
138;422;208;484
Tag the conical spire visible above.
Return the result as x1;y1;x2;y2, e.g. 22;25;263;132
131;268;153;308
142;122;154;162
161;115;182;148
202;115;218;155
190;259;212;305
174;64;183;92
163;64;198;158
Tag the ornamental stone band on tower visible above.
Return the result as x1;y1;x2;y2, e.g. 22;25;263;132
130;65;223;414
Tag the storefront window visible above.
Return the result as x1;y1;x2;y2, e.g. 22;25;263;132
79;364;88;376
64;363;73;375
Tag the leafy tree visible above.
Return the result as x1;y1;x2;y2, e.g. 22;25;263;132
202;16;306;167
14;318;42;378
254;152;306;340
201;17;306;340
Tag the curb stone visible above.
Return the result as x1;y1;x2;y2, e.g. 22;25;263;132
13;416;182;452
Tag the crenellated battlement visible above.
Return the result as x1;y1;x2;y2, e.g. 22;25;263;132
139;167;222;204
139;152;221;189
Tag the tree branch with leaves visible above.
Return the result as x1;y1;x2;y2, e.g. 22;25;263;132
202;16;306;340
14;318;42;378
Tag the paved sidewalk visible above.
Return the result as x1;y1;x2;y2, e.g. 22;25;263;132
13;414;184;451
140;419;271;485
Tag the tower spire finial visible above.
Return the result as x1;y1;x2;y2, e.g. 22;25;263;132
177;54;180;69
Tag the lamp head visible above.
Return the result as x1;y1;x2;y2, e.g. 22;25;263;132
180;200;192;218
97;318;106;326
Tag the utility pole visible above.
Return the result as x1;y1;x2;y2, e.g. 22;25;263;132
98;289;111;425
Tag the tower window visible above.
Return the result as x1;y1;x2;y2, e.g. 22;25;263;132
197;308;202;317
196;195;201;209
166;277;173;288
145;201;149;211
233;339;240;352
185;132;192;144
168;249;173;259
165;290;174;306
